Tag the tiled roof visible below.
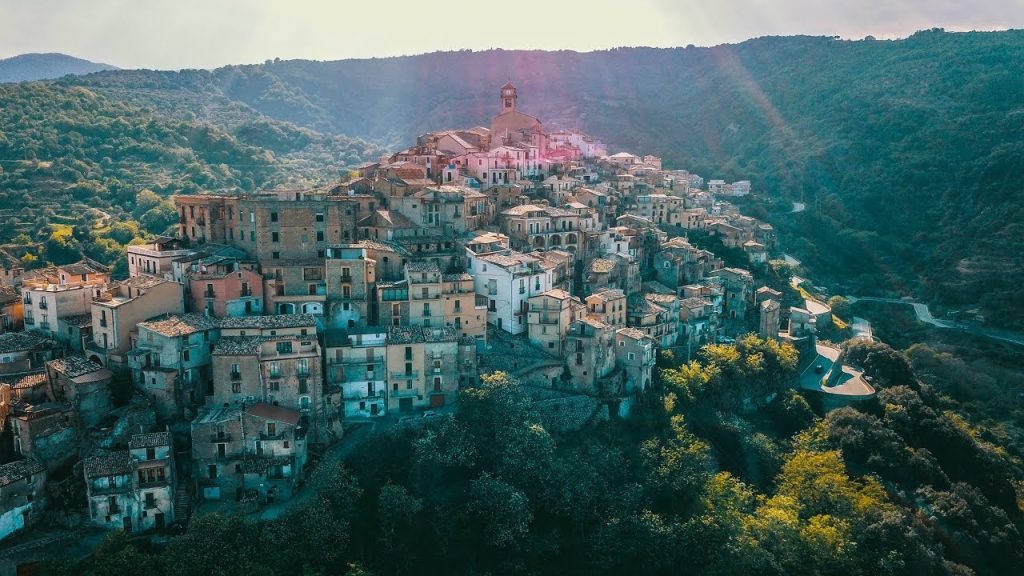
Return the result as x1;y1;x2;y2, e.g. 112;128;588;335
0;459;45;487
84;450;133;477
47;355;103;379
0;285;19;306
387;325;458;345
587;288;625;301
680;297;712;309
0;371;47;390
0;331;53;354
589;259;616;274
139;313;219;337
213;336;267;356
129;431;170;450
219;314;316;330
406;260;440;273
616;327;647;340
443;273;473;282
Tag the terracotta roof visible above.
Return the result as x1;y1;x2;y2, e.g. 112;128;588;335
139;313;219;337
616;327;647;340
0;285;19;306
219;314;316;330
589;259;616;274
47;356;104;379
248;403;301;425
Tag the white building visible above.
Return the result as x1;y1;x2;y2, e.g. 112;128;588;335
468;250;554;335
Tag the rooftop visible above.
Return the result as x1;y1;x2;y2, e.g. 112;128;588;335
0;331;53;354
589;258;616;274
84;450;133;478
139;313;219;337
616;327;648;341
219;314;316;330
47;355;104;379
387;325;458;345
0;459;45;487
129;431;171;450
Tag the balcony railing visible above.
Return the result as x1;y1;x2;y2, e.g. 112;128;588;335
230;371;242;380
260;431;285;441
329;355;384;366
390;371;419;380
390;388;419;398
209;434;232;443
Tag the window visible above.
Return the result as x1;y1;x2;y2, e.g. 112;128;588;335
232;381;241;393
270;212;278;222
269;362;280;377
316;231;324;242
182;349;190;362
404;346;413;360
272;232;280;243
628;352;635;360
146;447;155;460
276;341;293;354
315;213;324;222
272;251;280;260
267;422;276;436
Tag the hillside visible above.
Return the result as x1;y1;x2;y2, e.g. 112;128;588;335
0;82;383;272
61;30;1024;327
0;52;117;82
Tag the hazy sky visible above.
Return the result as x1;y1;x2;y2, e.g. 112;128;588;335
2;0;1023;69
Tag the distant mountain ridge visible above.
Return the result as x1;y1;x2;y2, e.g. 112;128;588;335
13;30;1024;326
0;52;117;82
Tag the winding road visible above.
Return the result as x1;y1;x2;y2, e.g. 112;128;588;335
847;296;1024;347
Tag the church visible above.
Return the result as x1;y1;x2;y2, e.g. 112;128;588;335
490;81;547;155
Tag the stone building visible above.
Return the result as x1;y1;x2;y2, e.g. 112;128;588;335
385;326;474;412
188;259;263;318
615;328;656;394
20;260;109;341
45;356;113;428
91;276;185;369
128;431;176;531
0;459;46;541
325;328;388;419
130;313;221;420
526;289;584;356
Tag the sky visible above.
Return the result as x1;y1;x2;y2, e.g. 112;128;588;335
2;0;1023;70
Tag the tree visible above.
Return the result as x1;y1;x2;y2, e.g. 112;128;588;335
828;295;852;320
467;472;533;548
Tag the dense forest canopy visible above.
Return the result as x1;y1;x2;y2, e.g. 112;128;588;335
46;30;1024;325
52;336;1024;576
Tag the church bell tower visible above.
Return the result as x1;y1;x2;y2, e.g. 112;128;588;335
500;81;517;113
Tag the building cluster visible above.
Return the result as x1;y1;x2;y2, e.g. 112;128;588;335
0;83;787;541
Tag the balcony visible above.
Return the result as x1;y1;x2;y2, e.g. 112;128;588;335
260;431;285;441
329;354;384;366
230;371;242;380
37;300;47;310
340;274;353;283
390;371;419;380
390;388;419;398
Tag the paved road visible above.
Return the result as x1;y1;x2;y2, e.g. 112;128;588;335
848;296;1024;347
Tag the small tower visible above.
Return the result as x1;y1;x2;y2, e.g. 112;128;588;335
500;81;517;113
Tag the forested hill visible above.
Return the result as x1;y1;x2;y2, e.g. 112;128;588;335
63;30;1024;326
0;53;117;82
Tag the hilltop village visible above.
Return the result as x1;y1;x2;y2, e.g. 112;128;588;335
0;83;854;543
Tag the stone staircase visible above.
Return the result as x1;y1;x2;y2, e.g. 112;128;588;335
174;487;191;522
